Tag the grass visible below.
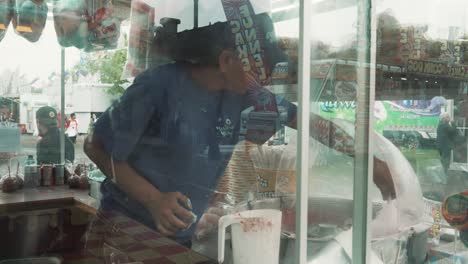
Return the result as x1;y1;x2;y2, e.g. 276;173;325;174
400;148;440;173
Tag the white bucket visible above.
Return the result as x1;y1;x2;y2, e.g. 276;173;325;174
218;209;282;264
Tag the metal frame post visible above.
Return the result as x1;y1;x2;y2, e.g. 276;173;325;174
60;48;65;165
353;0;376;262
295;0;311;263
194;0;199;28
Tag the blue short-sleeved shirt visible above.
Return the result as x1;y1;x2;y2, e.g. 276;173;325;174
94;63;296;242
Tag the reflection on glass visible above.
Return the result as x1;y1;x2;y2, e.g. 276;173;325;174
375;1;468;263
309;2;459;263
82;1;301;263
306;0;468;263
0;0;129;261
0;0;465;263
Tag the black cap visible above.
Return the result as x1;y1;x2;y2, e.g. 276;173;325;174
171;13;286;73
36;106;58;127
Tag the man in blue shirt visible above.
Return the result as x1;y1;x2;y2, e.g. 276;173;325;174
84;18;396;246
84;20;297;245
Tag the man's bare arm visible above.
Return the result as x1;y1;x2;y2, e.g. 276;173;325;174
83;133;193;235
288;113;396;200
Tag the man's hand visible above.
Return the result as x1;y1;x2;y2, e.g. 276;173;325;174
146;192;194;236
84;135;196;236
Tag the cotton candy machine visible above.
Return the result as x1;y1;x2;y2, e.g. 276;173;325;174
248;121;428;263
194;119;429;263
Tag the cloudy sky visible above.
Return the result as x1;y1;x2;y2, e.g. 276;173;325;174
0;18;81;83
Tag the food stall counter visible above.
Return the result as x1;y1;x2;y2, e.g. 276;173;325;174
0;187;214;264
0;186;98;215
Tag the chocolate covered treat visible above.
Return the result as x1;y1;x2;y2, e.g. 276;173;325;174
68;174;81;189
1;177;17;192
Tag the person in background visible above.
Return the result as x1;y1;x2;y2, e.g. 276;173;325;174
0;100;11;122
88;113;98;134
36;106;75;165
65;113;79;144
437;112;458;174
56;111;62;128
91;113;98;123
63;114;69;127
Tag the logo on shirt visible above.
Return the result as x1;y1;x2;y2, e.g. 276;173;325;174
216;118;234;138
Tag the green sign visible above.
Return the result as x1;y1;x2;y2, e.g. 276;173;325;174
319;100;440;133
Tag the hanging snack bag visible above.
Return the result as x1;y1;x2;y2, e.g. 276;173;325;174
85;0;121;51
0;0;13;42
12;0;48;42
53;0;123;51
122;0;155;78
53;0;89;49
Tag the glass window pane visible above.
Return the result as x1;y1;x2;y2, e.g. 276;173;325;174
306;3;364;263
0;0;303;263
374;1;468;263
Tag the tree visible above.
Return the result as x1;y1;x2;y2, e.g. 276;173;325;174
0;68;35;96
72;48;129;97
